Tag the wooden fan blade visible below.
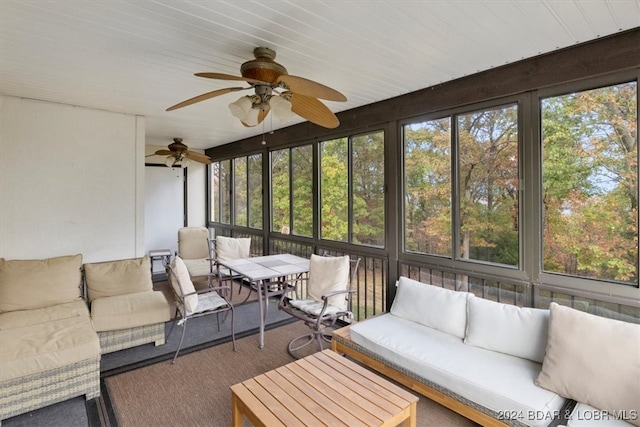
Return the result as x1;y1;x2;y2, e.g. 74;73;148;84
154;150;173;156
195;72;270;86
277;75;346;102
166;87;247;111
288;92;340;129
185;150;212;164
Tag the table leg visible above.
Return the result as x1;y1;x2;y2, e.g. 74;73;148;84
231;392;242;427
257;280;265;348
402;401;417;427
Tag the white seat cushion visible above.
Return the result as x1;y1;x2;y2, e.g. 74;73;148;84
193;291;229;314
289;299;343;317
350;313;566;427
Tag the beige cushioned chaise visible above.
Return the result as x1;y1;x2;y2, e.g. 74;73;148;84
0;254;101;422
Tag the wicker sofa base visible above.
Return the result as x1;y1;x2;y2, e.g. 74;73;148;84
331;325;522;427
0;355;100;422
99;322;166;354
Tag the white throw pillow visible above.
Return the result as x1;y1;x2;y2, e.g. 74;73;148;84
464;296;549;363
390;276;471;339
307;254;350;310
536;303;640;426
169;257;198;315
216;236;251;261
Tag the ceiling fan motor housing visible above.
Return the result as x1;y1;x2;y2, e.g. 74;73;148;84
241;47;287;84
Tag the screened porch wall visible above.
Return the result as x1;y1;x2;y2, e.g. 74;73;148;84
206;29;640;324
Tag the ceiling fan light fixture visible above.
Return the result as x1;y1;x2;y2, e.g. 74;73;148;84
164;155;190;168
243;105;260;127
228;96;253;121
270;95;294;123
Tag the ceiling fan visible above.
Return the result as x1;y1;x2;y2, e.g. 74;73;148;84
148;138;211;168
166;47;346;129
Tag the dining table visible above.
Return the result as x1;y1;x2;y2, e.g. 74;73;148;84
216;253;310;348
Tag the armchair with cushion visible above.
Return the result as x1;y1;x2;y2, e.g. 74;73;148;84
278;254;360;358
213;235;251;295
177;226;214;285
166;256;236;364
84;256;171;353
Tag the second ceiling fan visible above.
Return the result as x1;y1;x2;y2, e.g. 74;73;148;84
166;47;346;129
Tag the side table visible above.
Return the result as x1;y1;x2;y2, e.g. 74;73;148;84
148;249;172;276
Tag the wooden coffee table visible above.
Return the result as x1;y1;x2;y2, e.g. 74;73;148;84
230;349;418;426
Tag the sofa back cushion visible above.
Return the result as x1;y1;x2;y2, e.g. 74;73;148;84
390;276;470;339
0;254;83;312
535;303;640;426
464;296;549;363
84;256;152;302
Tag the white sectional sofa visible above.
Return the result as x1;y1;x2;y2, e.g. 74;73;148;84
332;276;640;427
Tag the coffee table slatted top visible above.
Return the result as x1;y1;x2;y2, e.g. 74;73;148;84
231;349;418;427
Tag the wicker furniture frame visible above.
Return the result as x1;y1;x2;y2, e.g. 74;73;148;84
0;355;100;422
98;323;166;354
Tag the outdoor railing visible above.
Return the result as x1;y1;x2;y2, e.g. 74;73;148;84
210;227;639;324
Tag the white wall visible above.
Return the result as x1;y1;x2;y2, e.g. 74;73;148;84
145;144;207;227
0;96;145;263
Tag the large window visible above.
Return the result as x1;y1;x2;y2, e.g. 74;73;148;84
404;118;452;256
320;131;385;247
541;81;638;285
457;104;519;266
211;159;231;224
210;155;262;229
247;154;262;229
403;103;519;267
271;145;313;236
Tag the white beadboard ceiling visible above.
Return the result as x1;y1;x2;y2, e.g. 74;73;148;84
1;0;639;150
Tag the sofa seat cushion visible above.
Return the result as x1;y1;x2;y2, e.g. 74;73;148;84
91;291;170;332
0;315;100;382
350;313;566;427
567;403;636;426
0;300;89;330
